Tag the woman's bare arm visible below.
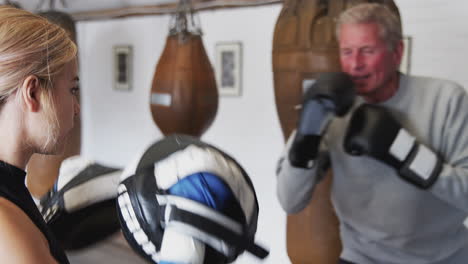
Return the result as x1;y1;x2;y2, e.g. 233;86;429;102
0;198;58;264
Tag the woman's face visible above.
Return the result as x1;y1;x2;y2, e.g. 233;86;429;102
46;58;80;154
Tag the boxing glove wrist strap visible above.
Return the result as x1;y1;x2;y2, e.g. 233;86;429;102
389;129;442;189
289;134;321;169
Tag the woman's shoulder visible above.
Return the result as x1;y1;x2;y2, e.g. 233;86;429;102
0;197;40;233
0;198;57;263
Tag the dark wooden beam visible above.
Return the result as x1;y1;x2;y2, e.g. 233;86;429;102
71;0;282;21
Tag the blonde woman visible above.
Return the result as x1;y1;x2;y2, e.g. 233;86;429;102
0;6;79;264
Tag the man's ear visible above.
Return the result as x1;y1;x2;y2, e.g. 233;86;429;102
21;75;41;112
394;39;404;67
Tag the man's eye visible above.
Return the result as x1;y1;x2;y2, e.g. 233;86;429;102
340;49;352;56
362;48;374;54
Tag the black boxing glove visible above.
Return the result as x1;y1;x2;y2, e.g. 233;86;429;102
39;156;122;250
289;72;355;168
344;104;442;189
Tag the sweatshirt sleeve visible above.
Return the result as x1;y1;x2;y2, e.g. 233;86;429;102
276;130;329;214
429;85;468;213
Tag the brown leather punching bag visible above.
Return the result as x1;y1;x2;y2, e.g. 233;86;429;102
272;1;399;263
150;0;218;138
26;10;81;198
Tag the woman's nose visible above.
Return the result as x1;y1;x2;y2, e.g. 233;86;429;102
74;99;80;116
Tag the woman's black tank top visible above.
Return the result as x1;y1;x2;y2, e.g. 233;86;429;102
0;161;69;264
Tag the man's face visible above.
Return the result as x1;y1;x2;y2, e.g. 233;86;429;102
338;22;402;102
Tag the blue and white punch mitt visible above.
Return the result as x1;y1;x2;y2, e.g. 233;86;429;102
39;156;122;250
117;134;269;264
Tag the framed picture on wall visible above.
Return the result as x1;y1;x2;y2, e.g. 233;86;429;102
215;42;242;96
113;45;133;91
400;36;412;75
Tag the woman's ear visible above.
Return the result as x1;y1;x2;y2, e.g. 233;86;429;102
21;75;41;112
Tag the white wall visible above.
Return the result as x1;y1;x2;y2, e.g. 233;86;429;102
72;0;468;263
75;4;288;264
395;0;468;88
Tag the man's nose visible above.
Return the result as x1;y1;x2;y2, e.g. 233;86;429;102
350;53;365;71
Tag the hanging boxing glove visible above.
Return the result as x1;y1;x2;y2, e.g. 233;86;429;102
344;104;443;189
289;72;355;168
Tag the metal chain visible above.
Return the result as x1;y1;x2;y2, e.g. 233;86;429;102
169;0;203;40
35;0;68;11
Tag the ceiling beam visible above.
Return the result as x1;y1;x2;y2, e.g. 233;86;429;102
71;0;282;21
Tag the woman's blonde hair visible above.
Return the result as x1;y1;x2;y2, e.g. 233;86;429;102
336;3;402;51
0;6;77;151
